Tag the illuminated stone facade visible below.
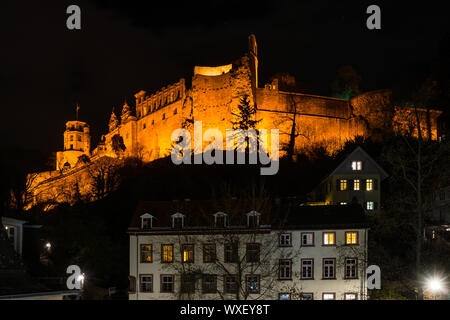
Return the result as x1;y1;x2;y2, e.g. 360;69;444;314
28;35;442;208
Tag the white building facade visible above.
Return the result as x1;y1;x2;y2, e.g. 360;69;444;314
128;200;368;300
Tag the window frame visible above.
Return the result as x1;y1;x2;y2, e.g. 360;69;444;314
180;273;196;294
322;232;336;246
279;293;291;300
340;179;348;191
322;258;336;279
301;258;314;280
223;275;238;294
301;293;314;300
322;292;336;300
246;274;260;295
202;274;217;294
344;257;358;279
224;242;239;263
301;232;315;247
139;274;153;293
279;259;292;280
161;244;174;263
366;179;373;191
203;243;216;263
279;232;292;247
140;244;153;263
181;244;195;263
353;179;360;191
160;274;175;293
345;231;359;245
246;243;260;263
344;292;358;300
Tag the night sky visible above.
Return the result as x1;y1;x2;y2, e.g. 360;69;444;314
1;0;449;156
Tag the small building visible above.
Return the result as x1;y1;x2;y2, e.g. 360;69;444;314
308;147;388;213
128;199;369;300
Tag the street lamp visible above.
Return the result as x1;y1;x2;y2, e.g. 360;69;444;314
426;277;443;300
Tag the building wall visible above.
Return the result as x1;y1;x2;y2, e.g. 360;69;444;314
128;228;367;300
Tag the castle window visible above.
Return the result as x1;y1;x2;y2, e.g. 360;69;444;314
203;244;216;263
346;232;358;245
140;244;152;263
345;258;358;279
162;113;165;120
224;242;238;263
139;275;153;292
366;201;374;211
70;144;73;150
182;244;194;263
70;135;73;141
173;108;177;115
143;123;146;129
77;135;81;142
323;232;335;246
351;161;362;171
353;179;360;191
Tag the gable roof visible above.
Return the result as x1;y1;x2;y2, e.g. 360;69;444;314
329;146;388;180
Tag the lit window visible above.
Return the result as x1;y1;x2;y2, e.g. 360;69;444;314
279;259;292;280
224;275;238;294
246;243;260;263
203;244;216;263
345;258;357;279
340;179;347;191
140;275;153;292
366;201;374;210
323;293;336;300
354;179;360;191
279;293;291;300
301;259;314;279
246;275;260;294
346;232;358;245
279;233;292;247
345;293;357;300
224;242;239;263
323;232;335;246
182;244;194;263
161;245;173;263
202;275;217;294
323;259;335;279
301;232;314;246
340;202;347;205
140;244;152;263
366;179;373;191
351;161;362;171
161;275;174;293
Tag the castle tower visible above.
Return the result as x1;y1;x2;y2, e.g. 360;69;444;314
55;114;91;171
248;34;258;91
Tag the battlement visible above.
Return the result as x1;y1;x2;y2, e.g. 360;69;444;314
135;78;186;118
193;64;233;76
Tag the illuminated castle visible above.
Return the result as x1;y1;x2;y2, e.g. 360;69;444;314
28;35;441;208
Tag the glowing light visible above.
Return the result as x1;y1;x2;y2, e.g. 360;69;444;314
45;242;51;249
77;274;85;282
427;278;442;292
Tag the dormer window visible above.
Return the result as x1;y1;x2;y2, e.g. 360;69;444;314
171;212;185;229
246;211;261;228
140;213;154;230
213;212;228;228
351;161;362;171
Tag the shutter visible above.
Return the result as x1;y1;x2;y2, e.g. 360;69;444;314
336;179;340;191
374;179;378;190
